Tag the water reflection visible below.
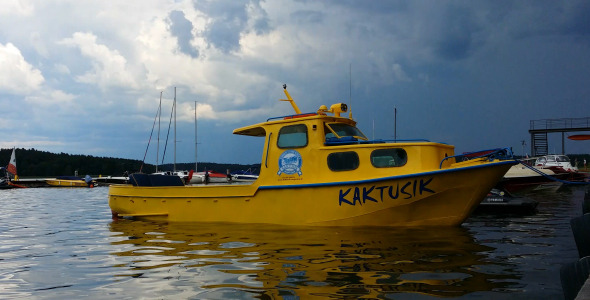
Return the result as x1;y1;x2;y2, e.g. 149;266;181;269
108;220;516;299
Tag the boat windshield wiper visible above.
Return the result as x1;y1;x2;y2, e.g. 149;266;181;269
325;123;368;141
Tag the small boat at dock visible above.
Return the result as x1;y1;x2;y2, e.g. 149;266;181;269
474;188;538;215
1;148;26;189
231;168;259;182
46;175;96;187
109;85;517;226
534;154;587;182
498;162;567;193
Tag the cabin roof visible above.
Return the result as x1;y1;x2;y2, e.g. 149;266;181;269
233;124;266;137
232;113;358;137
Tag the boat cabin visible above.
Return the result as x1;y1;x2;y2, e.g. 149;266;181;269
232;87;455;186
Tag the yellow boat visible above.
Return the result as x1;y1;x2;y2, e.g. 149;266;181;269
109;85;516;226
46;176;95;187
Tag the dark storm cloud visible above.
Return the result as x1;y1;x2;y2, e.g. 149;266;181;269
432;6;483;61
296;0;408;15
194;0;270;53
169;10;199;58
560;2;590;37
484;1;590;41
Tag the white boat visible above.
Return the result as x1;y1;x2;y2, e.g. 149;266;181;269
498;162;565;193
533;154;588;182
534;155;578;172
231;169;259;182
504;163;556;178
194;170;231;184
152;170;205;184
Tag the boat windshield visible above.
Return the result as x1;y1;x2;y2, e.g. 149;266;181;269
556;155;570;162
325;123;368;141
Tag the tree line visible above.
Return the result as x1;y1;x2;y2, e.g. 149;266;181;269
0;148;259;178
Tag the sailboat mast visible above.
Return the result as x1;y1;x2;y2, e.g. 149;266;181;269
195;101;199;172
156;91;162;172
174;87;176;172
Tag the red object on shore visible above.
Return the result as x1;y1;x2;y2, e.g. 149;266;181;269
568;135;590;141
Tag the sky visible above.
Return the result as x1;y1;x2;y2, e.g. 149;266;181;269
1;0;590;166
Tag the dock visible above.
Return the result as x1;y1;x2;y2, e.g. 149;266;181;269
8;176;128;188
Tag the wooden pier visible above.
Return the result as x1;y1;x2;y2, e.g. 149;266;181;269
8;176;128;188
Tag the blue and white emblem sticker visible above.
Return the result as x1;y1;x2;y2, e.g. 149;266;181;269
277;150;302;176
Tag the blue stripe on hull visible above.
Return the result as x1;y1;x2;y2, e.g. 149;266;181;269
258;160;516;190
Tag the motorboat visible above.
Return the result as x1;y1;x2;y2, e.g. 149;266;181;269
534;154;587;182
231;168;259;181
152;170;205;184
497;161;568;193
535;155;578;172
109;85;517;226
0;167;13;189
197;170;231;184
46;175;96;187
474;188;538;215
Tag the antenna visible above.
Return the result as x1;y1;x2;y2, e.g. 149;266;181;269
394;106;397;142
349;63;353;119
280;84;302;114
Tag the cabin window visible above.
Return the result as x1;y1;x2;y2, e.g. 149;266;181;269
325;123;368;140
277;124;308;148
327;151;359;171
371;148;407;168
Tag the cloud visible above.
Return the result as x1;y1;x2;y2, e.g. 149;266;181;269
561;1;590;36
194;0;270;53
392;64;411;82
54;63;71;75
58;32;139;90
1;0;589;163
432;6;483;61
0;140;64;150
247;1;271;34
168;10;199;58
0;43;44;94
290;10;324;24
25;89;76;106
0;0;33;16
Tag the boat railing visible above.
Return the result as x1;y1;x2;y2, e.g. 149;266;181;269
267;112;318;122
530;117;590;130
324;138;430;146
439;147;514;169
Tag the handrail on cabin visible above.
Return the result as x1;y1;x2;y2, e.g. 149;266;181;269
324;138;431;146
439;147;514;169
267;112;317;122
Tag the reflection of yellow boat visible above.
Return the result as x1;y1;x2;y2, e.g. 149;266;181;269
109;85;516;226
107;221;511;298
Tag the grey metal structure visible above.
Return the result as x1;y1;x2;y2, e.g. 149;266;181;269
529;117;590;156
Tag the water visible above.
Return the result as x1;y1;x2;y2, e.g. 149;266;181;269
0;185;585;299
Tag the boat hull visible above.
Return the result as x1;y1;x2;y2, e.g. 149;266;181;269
46;179;89;187
109;160;514;226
